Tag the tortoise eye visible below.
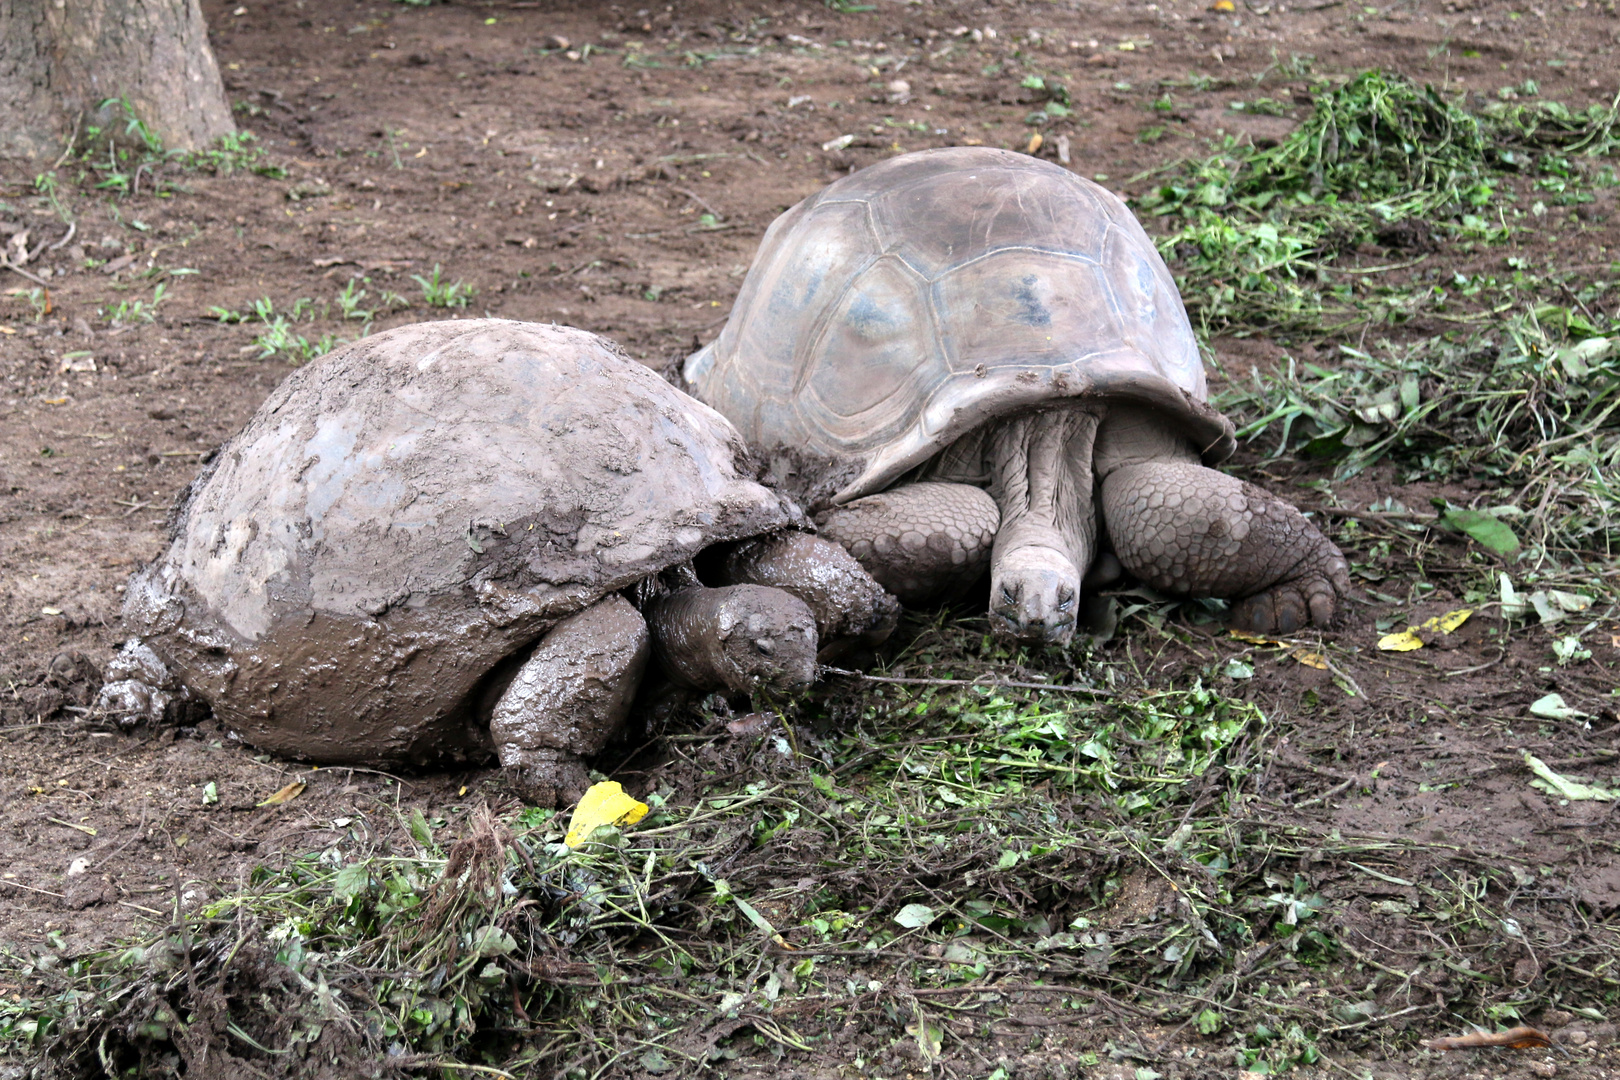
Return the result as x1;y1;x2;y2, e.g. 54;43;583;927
1000;584;1018;605
753;638;775;656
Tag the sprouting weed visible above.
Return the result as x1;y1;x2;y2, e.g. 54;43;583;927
412;265;475;308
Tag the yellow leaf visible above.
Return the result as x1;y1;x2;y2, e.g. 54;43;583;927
1377;608;1473;652
1228;630;1278;645
1430;608;1473;634
564;781;648;847
257;780;306;806
1026;132;1043;155
1290;649;1328;669
1211;0;1236;10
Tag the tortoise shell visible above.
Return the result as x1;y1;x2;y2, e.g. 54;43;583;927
125;319;794;764
684;147;1235;506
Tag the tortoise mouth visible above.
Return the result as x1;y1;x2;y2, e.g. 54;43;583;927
989;550;1081;646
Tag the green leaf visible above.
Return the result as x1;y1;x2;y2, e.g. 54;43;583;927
1440;508;1520;556
1196;1009;1224;1034
1525;752;1618;801
408;807;434;848
1529;693;1589;721
470;925;518;956
894;903;935;929
639;1048;674;1074
331;863;371;904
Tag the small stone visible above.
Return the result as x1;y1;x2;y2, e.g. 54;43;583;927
1528;1062;1556;1078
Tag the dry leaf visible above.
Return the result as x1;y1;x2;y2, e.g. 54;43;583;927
1229;630;1287;646
1211;0;1236;10
1026;132;1044;155
563;780;648;847
1424;1026;1553;1051
1290;649;1328;669
1378;608;1472;652
257;780;306;806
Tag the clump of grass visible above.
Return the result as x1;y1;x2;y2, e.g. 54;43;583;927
5;626;1609;1076
1138;70;1620;334
99;282;168;327
412;264;476;309
209;284;407;364
54;99;286;200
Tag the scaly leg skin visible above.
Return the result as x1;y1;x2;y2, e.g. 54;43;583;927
644;584;818;695
1099;463;1351;634
490;594;651;806
715;531;901;651
985;408;1100;645
815;482;999;606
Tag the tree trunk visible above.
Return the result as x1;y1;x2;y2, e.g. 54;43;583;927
0;0;234;161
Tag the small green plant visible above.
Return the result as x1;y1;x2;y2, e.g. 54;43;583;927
6;288;49;322
99;283;167;327
187;130;284;178
411;265;475;308
32;172;71;223
335;279;373;321
251;318;348;364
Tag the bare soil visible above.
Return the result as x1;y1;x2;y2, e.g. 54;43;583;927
3;0;1619;1076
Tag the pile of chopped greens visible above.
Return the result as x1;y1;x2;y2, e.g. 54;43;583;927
1137;70;1620;333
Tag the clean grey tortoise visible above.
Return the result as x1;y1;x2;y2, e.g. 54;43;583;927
102;320;896;804
685;147;1349;645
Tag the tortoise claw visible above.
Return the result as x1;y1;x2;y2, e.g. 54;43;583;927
1229;564;1347;635
503;750;592;808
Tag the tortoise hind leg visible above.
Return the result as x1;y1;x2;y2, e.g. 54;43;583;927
491;594;651;806
1099;463;1351;633
814;482;1000;606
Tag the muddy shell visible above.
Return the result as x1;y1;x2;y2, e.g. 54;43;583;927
683;146;1238;508
124;319;797;765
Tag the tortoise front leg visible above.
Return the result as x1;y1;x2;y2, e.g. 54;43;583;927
714;531;901;654
491;594;650;806
1099;463;1351;633
814;482;1000;606
645;584;818;695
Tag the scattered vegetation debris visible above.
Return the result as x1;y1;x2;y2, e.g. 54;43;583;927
1377;608;1472;651
1423;1025;1556;1051
1139;70;1620;333
255;779;305;806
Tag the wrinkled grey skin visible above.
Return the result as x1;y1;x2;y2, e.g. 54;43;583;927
685;147;1350;644
103;320;896;804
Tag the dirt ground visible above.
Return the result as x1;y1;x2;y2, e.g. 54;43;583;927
3;0;1620;1075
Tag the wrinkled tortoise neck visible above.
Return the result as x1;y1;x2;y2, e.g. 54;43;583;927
985;406;1100;643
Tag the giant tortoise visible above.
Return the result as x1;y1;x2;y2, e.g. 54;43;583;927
685;147;1350;644
104;320;896;803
